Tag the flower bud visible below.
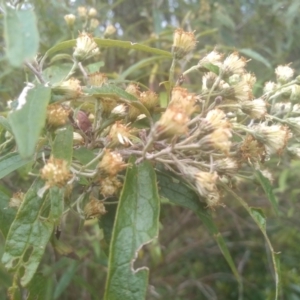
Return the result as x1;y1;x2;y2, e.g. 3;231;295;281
64;14;76;28
77;6;87;18
104;25;117;36
125;83;140;98
88;8;97;17
76;110;92;134
90;18;100;30
169;86;196;116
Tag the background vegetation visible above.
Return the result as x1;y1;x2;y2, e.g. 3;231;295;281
1;0;300;299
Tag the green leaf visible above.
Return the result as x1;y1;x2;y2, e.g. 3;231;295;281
255;170;279;215
53;260;79;299
83;85;137;101
104;158;160;300
43;64;73;84
202;63;220;75
1;178;54;287
48;187;64;223
83;85;151;118
157;172;241;284
239;48;272;69
73;147;97;167
0;152;32;179
223;184;280;300
4;7;39;67
42;38;172;63
98;203;118;255
0;190;16;238
119;56;167;80
8;85;51;159
52;125;73;166
26;272;49;300
0;116;12;133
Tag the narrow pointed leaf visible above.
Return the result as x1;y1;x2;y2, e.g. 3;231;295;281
52;125;73;166
1;178;54;287
223;184;280;300
157;172;241;284
104;158;160;300
0;152;32;179
8;85;51;159
255;170;279;215
4;7;39;67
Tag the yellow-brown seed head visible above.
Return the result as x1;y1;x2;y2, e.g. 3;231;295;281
52;78;82;99
108;121;134;146
88;72;107;87
100;177;122;197
98;149;127;176
47;104;70;127
139;91;158;111
40;157;71;187
84;196;106;219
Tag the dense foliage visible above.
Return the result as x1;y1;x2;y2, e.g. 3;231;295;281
1;1;300;300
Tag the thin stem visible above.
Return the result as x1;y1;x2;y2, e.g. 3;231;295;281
24;61;46;84
64;61;78;81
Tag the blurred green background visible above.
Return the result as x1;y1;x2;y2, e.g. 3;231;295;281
1;0;300;299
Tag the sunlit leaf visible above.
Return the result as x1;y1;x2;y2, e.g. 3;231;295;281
104;158;160;300
8;85;51;159
4;7;39;67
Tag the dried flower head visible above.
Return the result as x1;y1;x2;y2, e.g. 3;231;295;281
203;109;228;132
198;50;223;68
73;32;100;61
263;81;277;95
9;191;24;209
100;177;122;197
214;158;238;176
222;52;247;76
84;197;106;219
88;72;107;87
47;104;70;127
98;149;127;176
222;79;252;103
271;102;291;115
241;98;267;119
208;127;232;154
239;135;266;163
111;104;127;117
169;86;197;116
275;65;294;83
285;117;300;136
194;171;221;208
172;28;197;59
64;14;76;27
156;106;189;137
139;91;158;111
40;157;71;187
252;123;291;155
202;72;218;90
290;84;300;102
108;121;135;146
125;84;140;98
52;78;82;99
